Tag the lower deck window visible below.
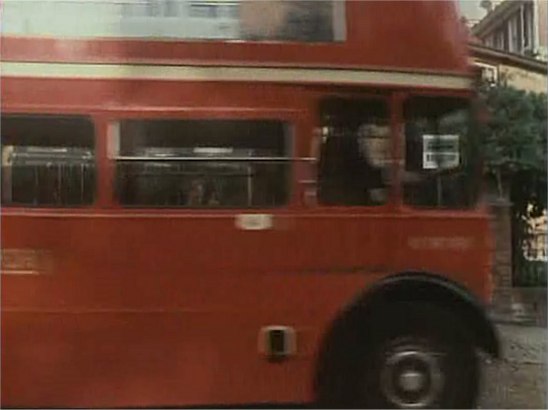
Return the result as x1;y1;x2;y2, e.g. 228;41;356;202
403;96;480;209
113;119;291;208
1;115;95;206
318;98;390;206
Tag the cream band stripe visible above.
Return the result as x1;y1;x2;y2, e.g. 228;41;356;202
1;61;472;90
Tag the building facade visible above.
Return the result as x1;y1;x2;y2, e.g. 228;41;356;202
472;0;547;61
470;42;547;92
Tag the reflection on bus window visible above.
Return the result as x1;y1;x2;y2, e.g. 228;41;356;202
2;0;346;43
318;98;390;206
1;115;95;207
113;119;291;208
403;96;480;209
240;0;343;42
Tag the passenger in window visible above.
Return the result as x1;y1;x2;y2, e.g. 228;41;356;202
208;192;220;207
404;122;422;172
187;179;205;207
344;122;389;205
1;146;13;203
204;181;221;207
336;126;369;205
319;120;387;206
357;123;390;204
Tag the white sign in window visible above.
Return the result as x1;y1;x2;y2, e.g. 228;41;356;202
422;134;460;170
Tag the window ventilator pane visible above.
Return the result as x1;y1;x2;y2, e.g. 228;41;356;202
113;156;309;162
81;164;85;203
247;163;253;206
34;166;39;206
57;164;62;204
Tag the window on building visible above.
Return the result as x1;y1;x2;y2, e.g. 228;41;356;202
509;14;520;53
317;98;390;206
113;119;291;208
494;29;501;49
495;27;508;51
523;2;534;50
403;96;480;209
480;64;498;84
1;115;95;206
516;11;524;52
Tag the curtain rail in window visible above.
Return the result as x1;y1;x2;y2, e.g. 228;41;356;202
113;156;314;162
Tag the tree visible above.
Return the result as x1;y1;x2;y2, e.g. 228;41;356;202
477;82;547;285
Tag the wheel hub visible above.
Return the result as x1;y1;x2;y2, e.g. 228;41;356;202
398;369;425;392
380;342;444;408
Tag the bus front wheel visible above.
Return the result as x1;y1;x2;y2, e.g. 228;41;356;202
317;302;480;409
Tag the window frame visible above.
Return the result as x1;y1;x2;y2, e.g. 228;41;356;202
508;14;519;53
313;92;395;211
523;2;534;49
398;91;482;211
105;109;300;211
1;113;98;209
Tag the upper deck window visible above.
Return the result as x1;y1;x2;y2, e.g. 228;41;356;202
1;115;95;207
113;119;291;208
2;0;346;43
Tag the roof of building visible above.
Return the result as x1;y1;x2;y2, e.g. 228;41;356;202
472;0;523;37
460;18;484;44
469;42;547;74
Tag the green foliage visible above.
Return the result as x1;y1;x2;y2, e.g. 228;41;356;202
479;84;546;178
478;83;547;286
478;83;547;213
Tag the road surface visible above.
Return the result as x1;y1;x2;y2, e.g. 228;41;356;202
479;324;546;409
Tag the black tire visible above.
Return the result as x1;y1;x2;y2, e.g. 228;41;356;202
315;302;480;409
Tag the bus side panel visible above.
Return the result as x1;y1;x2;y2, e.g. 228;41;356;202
1;212;379;407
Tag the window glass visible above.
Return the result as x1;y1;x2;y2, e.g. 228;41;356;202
188;2;219;19
403;96;480;209
114;119;291;208
495;29;506;50
318;99;390;206
1;115;95;207
164;0;180;17
509;15;519;53
2;0;346;42
524;3;533;48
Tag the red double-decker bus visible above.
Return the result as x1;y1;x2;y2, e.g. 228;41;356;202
1;1;499;408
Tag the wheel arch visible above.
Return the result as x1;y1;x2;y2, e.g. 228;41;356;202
326;271;499;355
313;271;500;401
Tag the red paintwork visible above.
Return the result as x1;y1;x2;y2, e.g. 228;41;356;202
1;1;469;75
1;1;492;408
